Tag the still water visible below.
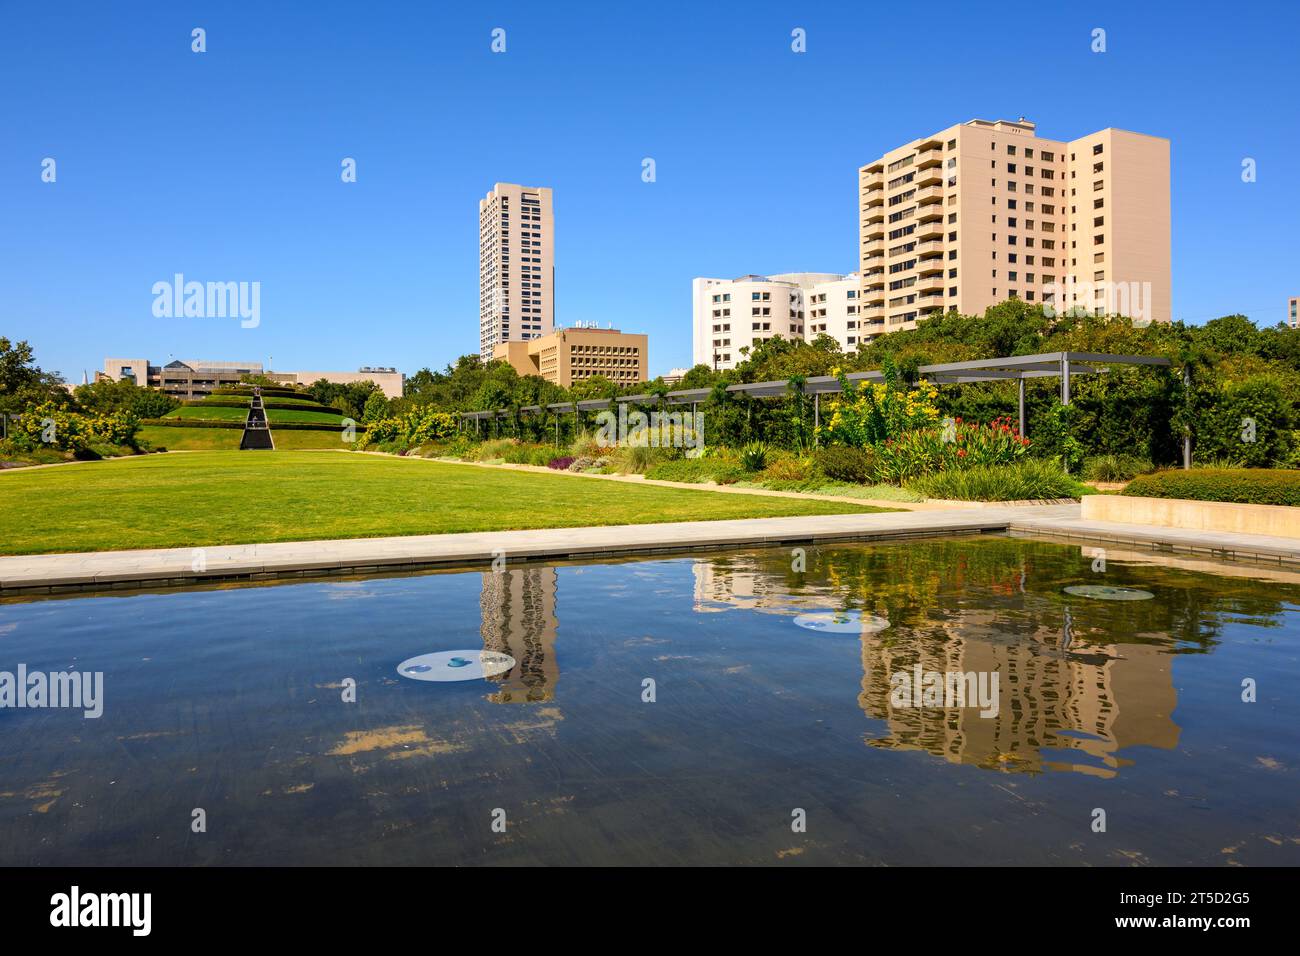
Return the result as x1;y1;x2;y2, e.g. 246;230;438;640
1;535;1297;866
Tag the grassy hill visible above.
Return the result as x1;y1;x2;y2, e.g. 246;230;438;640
145;387;362;449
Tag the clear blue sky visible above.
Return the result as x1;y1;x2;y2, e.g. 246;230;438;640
2;0;1297;383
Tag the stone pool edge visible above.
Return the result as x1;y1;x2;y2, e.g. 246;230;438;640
10;503;1300;597
2;507;1070;596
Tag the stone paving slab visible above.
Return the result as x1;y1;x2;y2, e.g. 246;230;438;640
0;507;1063;596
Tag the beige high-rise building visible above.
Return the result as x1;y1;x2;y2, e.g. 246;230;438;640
1289;296;1298;328
480;183;554;361
859;118;1170;331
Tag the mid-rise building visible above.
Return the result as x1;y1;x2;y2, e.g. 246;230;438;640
691;272;864;371
479;183;554;361
859;118;1170;331
492;325;647;388
100;358;404;399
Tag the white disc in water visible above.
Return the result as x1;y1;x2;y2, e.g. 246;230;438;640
1063;585;1154;601
397;650;517;682
793;610;889;634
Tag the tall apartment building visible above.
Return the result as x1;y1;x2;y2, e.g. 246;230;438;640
479;183;554;361
859;118;1170;331
1289;296;1298;328
691;272;864;371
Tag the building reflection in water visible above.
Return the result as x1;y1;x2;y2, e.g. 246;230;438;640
474;545;1208;775
479;567;559;704
692;548;1182;778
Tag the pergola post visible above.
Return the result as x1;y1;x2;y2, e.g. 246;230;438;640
1182;366;1192;470
1060;354;1071;405
813;392;820;447
1017;377;1026;437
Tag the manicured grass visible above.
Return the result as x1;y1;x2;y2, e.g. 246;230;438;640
0;450;892;555
139;426;352;451
138;425;241;450
163;406;343;424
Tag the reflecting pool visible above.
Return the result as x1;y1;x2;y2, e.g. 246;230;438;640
1;534;1297;865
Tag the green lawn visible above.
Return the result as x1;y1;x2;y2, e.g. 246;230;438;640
0;450;891;555
138;426;350;451
163;406;343;424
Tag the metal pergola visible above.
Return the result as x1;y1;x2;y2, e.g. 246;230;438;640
458;350;1174;455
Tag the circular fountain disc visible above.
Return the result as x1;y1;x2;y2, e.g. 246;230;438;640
1063;585;1154;601
397;650;517;682
793;610;889;634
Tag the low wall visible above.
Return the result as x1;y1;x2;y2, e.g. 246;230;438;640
1082;494;1300;539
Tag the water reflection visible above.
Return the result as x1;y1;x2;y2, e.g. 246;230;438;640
479;567;559;703
464;537;1291;780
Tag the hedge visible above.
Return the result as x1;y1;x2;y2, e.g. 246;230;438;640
182;399;336;413
1121;468;1300;507
143;418;366;433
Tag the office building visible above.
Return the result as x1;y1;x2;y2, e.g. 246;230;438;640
493;325;647;388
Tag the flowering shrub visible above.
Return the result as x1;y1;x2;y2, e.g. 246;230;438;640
876;416;1030;482
361;408;458;449
9;403;139;453
547;456;576;470
818;368;940;448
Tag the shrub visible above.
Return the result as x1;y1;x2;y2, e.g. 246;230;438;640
360;407;458;450
1082;453;1154;482
739;441;769;472
818;365;941;447
1122;468;1300;507
469;438;520;461
906;460;1086;502
757;456;817;485
645;458;745;485
815;445;879;484
605;444;673;474
548;456;576;470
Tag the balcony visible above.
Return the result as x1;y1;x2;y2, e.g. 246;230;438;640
915;219;944;240
917;262;944;278
914;238;944;257
914;185;944;205
861;239;885;257
862;193;884;209
860;171;883;191
914;168;942;187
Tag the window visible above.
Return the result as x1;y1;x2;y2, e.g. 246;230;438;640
1093;216;1104;227
1092;142;1104;155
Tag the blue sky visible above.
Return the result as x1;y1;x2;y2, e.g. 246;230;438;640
2;0;1297;382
